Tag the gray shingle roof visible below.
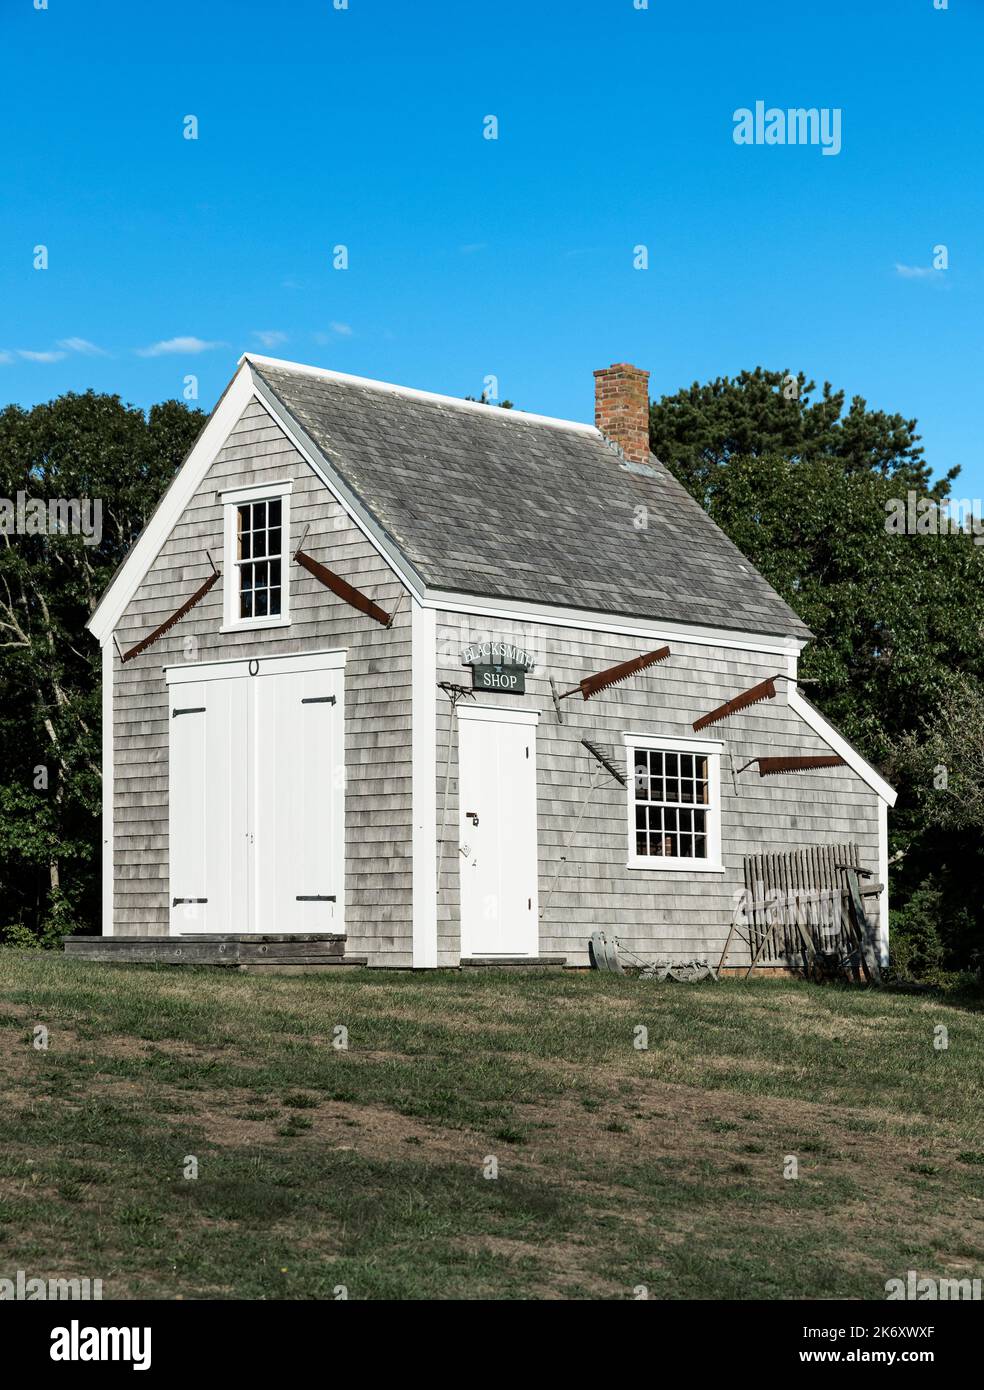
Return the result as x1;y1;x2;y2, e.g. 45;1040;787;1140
252;361;812;641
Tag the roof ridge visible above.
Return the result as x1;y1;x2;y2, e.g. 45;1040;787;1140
243;354;599;434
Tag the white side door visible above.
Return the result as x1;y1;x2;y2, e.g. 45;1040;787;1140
457;707;539;957
252;664;345;934
168;675;249;934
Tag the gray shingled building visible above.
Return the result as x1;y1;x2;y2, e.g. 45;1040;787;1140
80;356;895;972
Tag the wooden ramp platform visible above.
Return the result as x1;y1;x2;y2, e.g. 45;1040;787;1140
63;935;366;971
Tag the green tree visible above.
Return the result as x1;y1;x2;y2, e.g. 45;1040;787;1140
649;367;948;503
651;369;984;973
0;390;205;943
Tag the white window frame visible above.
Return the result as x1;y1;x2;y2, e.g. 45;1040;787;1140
623;733;724;873
221;480;292;633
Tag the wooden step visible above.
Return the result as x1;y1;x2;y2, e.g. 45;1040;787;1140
63;934;352;968
459;955;567;971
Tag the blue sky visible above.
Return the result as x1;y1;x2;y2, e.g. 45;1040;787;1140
2;0;981;494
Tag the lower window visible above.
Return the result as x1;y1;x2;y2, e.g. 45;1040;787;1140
626;736;723;871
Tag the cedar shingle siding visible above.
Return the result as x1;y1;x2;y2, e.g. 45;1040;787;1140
435;623;879;968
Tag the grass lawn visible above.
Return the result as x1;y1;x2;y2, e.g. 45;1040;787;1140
1;953;982;1300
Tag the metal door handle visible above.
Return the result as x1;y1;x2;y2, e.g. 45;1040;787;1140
466;811;479;826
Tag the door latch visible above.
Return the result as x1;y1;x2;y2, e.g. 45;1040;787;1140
465;810;479;827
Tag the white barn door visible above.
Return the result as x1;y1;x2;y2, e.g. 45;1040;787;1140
168;676;249;934
253;663;344;933
167;651;345;935
457;707;539;958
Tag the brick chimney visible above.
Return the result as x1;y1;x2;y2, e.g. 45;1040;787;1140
593;363;651;465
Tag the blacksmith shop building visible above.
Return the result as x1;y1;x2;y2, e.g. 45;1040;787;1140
81;356;895;971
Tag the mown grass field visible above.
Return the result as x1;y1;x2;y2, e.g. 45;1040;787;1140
0;953;982;1300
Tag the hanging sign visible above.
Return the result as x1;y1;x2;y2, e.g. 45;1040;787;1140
471;664;526;694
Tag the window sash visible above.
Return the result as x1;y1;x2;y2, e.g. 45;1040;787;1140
632;747;713;860
236;500;284;619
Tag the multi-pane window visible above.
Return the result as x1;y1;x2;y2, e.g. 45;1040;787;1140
632;747;711;860
236;498;282;620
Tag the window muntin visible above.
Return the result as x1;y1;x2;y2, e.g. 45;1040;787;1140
236;498;283;620
633;747;711;860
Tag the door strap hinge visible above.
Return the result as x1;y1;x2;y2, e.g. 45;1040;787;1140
172;707;205;717
295;895;337;901
173;897;208;905
300;696;336;705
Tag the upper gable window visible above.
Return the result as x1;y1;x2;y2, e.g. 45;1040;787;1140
221;481;292;631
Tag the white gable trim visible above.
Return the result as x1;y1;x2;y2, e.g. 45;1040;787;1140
787;687;896;806
86;364;257;642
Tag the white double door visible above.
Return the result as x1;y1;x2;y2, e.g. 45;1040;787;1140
457;707;539;957
167;650;344;935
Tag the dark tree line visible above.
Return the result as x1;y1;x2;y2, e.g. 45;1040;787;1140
0;392;205;944
1;373;979;979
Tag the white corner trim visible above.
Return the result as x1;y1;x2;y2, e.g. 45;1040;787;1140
411;600;438;968
787;688;897;806
242;353;598;434
878;798;890;966
86;364;257;641
101;639;114;936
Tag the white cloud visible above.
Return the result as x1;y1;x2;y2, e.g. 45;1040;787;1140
314;323;353;343
895;263;941;280
18;349;67;363
58;337;109;356
0;350;13;365
136;336;226;358
459;242;488;254
252;330;288;348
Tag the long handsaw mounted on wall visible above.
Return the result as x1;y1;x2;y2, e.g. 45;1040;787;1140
293;526;393;628
117;554;220;664
737;755;846;777
691;672;816;732
549;646;670;723
693;675;778;731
